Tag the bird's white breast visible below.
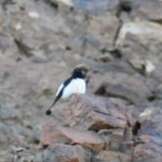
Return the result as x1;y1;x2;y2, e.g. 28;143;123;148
62;78;86;99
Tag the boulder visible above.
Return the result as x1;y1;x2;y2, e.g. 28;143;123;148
89;71;155;105
52;94;130;130
87;13;119;51
41;121;105;151
42;144;90;162
132;107;162;162
116;20;162;81
96;150;130;162
132;0;162;21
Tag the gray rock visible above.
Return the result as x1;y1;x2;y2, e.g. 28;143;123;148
42;144;90;162
87;13;119;51
116;20;162;82
49;94;130;130
134;107;162;162
50;0;120;14
41;120;105;151
90;71;156;105
0;0;162;161
132;0;162;21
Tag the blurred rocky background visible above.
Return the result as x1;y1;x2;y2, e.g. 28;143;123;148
0;0;162;161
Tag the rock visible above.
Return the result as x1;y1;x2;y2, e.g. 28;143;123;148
41;121;105;152
134;143;162;162
117;21;162;46
116;20;162;81
9;1;72;62
145;60;155;75
0;122;31;148
96;150;130;162
53;94;129;130
156;84;162;99
0;32;18;60
50;0;74;7
75;0;120;12
139;107;156;121
97;129;112;150
43;144;90;162
0;104;19;121
54;0;120;14
132;0;162;21
9;144;90;162
41;120;72;146
91;72;155;105
0;0;162;161
60;127;105;151
95;54;113;63
87;13;119;50
132;107;162;162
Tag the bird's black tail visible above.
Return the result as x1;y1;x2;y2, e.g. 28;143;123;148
46;101;56;115
45;95;60;115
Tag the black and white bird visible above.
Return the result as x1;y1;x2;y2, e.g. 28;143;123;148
46;65;89;115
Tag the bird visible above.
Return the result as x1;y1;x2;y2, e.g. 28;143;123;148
46;64;89;115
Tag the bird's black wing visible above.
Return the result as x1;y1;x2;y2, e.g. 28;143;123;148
48;86;64;109
46;77;72;115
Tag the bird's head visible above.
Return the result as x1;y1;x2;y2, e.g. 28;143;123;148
72;64;89;79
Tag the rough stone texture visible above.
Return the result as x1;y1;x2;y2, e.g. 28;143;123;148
133;107;162;162
91;72;156;105
41;120;105;152
87;13;119;51
42;144;90;162
116;21;162;81
0;0;162;162
51;95;129;130
132;0;162;21
96;150;130;162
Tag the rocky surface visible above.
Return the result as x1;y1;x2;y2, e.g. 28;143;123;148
0;0;162;162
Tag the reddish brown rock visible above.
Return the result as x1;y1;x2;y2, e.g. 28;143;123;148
131;107;162;162
49;144;90;162
41;121;105;152
41;120;71;146
96;150;130;162
55;94;129;131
